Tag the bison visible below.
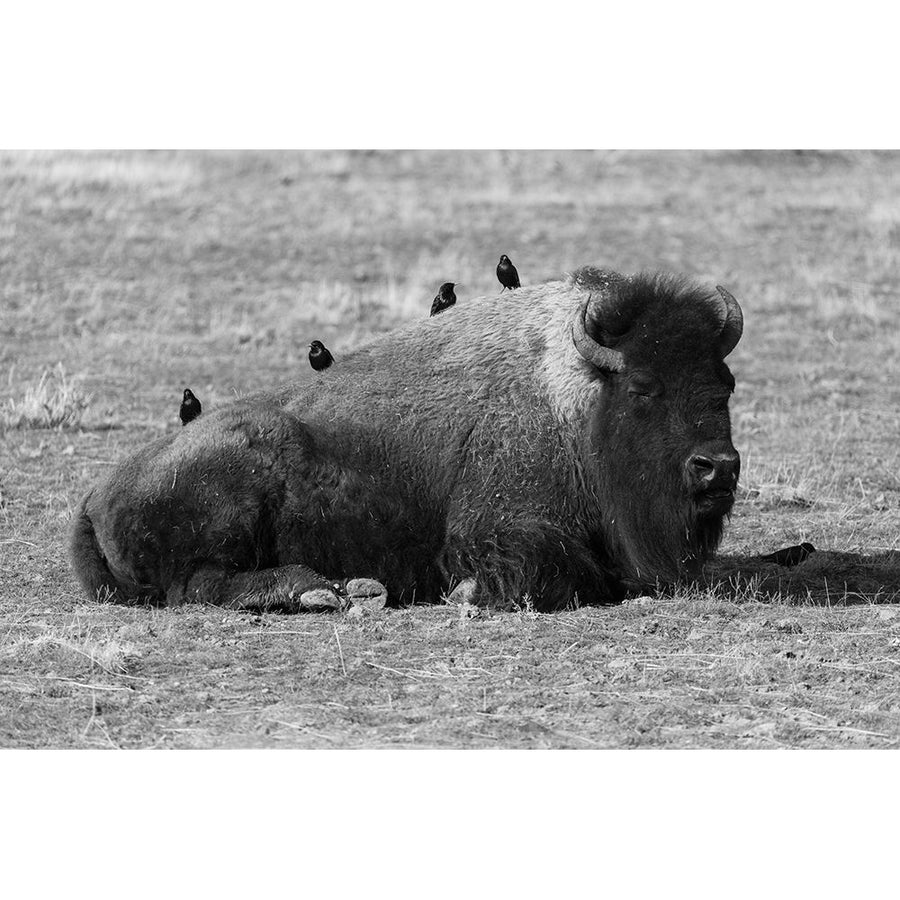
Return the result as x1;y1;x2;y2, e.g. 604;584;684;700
70;266;743;612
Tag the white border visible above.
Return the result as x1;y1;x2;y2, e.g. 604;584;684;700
2;2;898;147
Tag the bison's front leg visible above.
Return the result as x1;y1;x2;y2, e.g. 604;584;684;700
441;522;620;612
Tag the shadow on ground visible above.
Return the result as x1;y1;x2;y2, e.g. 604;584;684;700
704;551;900;604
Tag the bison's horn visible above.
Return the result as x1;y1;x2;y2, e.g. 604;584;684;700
716;285;744;358
572;296;625;373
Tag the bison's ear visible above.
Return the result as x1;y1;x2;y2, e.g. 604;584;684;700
572;295;626;373
715;285;743;358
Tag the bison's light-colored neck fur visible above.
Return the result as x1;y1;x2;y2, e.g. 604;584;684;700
281;278;594;425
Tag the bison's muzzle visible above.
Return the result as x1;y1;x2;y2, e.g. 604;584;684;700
687;445;740;516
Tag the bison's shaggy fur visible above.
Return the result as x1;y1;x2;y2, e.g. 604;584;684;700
71;267;743;612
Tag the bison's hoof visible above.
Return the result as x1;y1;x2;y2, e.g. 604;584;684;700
344;578;388;611
299;588;341;611
446;578;478;606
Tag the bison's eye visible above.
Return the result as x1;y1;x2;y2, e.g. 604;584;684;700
627;374;663;400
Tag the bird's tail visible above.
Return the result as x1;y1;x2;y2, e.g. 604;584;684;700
69;492;127;602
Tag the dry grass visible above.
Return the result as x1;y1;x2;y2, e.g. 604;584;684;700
1;364;92;430
2;149;900;748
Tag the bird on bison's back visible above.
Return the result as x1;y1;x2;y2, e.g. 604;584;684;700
431;282;457;316
308;340;334;371
496;255;520;290
70;266;746;615
179;389;201;426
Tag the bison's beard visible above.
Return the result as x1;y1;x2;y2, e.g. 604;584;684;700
596;457;730;592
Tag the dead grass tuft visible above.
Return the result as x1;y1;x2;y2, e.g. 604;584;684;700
3;631;141;676
1;364;92;430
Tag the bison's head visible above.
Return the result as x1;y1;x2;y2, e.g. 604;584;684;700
570;269;743;589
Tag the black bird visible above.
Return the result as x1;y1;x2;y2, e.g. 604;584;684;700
496;254;520;291
308;340;334;371
431;282;457;316
760;542;817;567
179;389;201;426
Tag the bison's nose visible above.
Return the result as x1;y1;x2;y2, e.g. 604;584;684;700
687;453;740;491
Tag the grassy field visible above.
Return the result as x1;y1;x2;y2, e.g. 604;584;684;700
1;149;899;748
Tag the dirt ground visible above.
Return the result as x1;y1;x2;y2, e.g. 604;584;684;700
2;149;899;747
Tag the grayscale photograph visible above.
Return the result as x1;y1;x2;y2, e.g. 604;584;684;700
2;149;898;749
6;1;900;895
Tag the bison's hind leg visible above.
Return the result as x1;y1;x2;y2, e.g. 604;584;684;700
168;564;338;612
166;564;389;613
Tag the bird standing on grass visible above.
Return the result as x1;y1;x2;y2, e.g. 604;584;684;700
308;340;334;371
760;542;816;567
431;282;457;316
496;255;520;291
179;389;202;426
